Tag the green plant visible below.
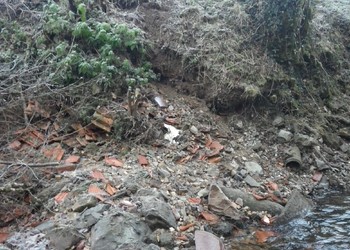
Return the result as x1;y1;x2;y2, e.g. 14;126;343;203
77;3;87;22
43;3;72;36
37;2;156;90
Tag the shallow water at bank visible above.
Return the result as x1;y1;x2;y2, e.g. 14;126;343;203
271;192;350;250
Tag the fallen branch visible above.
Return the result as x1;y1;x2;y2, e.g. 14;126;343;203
0;161;73;168
323;114;350;125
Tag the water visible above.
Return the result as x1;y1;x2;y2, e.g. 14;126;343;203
271;192;350;250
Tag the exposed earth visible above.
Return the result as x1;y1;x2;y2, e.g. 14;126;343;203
0;0;349;249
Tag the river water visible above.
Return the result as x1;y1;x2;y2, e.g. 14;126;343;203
270;192;350;250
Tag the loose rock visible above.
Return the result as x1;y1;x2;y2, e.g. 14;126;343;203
75;204;110;229
139;196;177;229
278;130;293;142
45;226;84;250
71;194;98;212
244;175;261;187
91;211;151;249
244;161;263;175
148;229;175;248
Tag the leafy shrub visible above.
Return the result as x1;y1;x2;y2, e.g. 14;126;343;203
42;2;156;89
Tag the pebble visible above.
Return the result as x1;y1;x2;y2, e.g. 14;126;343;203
278;129;293;142
244;161;263;175
340;143;349;153
235;197;244;207
272;116;284;127
244;175;261;187
190;125;199;135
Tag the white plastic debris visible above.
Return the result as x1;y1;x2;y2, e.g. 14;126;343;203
164;124;181;144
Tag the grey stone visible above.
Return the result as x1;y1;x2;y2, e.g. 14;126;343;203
240;169;247;177
275;190;314;225
71;194;98;212
234;120;244;130
137;188;166;201
6;232;50;250
0;245;11;250
197;188;209;198
139;196;177;229
35;179;70;204
123;178;140;194
273;116;284;127
230;169;237;177
340;143;349;153
75;204;110;229
252;141;263;151
235;198;244;207
322;132;342;148
295;134;318;147
209;221;234;237
278;130;293;142
117;243;160;250
91;211;151;250
315;159;330;171
157;168;170;178
45;226;84;250
190;125;199;135
148;229;174;247
221;187;284;216
231;159;240;170
244;175;260;187
339;127;350;140
35;220;56;233
244;161;263;175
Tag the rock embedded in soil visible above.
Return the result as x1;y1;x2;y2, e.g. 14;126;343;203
35;220;56;233
139;196;177;229
116;243;161;250
295;133;318;147
148;229;175;248
6;232;50;250
244;161;263;175
315;158;330;171
273;116;284;127
45;225;84;250
91;211;151;249
340;143;349;153
206;221;235;237
190;125;199;135
321;132;342;148
35;179;71;205
338;127;350;140
244;175;261;187
71;194;98;212
75;203;110;229
221;187;284;216
275;190;314;225
277;129;293;142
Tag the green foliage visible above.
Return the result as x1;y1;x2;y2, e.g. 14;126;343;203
77;3;87;22
73;22;92;39
0;21;29;51
43;3;72;36
39;2;156;90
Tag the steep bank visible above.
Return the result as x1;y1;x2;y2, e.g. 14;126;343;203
0;0;349;249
